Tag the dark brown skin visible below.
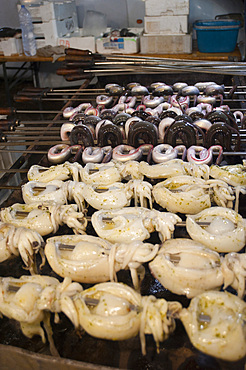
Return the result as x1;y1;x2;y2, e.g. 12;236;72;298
69;124;94;146
128;120;158;147
100;109;117;121
163;119;197;147
97;121;123;147
206;122;241;151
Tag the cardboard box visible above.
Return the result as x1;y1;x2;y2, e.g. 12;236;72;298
140;33;192;54
145;0;189;16
144;15;188;35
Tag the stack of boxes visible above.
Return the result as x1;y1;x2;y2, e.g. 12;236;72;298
17;0;79;48
140;0;192;54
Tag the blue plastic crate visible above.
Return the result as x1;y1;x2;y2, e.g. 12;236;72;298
193;19;241;53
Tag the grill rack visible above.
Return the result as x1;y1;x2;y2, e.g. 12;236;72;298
0;71;246;369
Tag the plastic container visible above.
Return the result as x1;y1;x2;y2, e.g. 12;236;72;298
193;19;241;53
18;4;37;56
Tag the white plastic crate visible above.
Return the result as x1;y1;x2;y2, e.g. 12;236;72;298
33;17;77;38
58;29;96;53
0;35;23;56
96;36;140;54
140;33;192;54
33;16;78;47
96;28;142;54
144;15;188;35
17;1;77;23
145;0;189;16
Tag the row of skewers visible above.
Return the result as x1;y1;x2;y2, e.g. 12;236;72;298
1;80;246;365
1;154;246;362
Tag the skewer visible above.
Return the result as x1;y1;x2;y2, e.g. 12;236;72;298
11;210;210;229
5;282;212;321
1;148;246;174
0;108;63;115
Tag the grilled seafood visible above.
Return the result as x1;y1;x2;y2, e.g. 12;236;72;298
47;144;76;164
180;291;246;361
22;180;86;211
69;124;94;147
27;162;82;182
0;202;87;236
128;120;158;147
45;235;159;289
153;175;237;214
22;180;72;205
158;116;175;141
142;95;164;108
152;144;186;164
149;239;223;298
0;275;82;355
72;282;182;355
97;120;123;147
112;144;144;162
210;162;246;186
91;207;181;243
149;237;246;299
80;161;122;185
82;180;152;210
139;159;187;179
139;159;210;180
81;160;143;185
63;103;89;118
82;146;112;164
164;119;197;148
152;176;211;214
60;122;76;141
0;223;44;273
187;145;223;165
186;207;246;253
205;122;241;152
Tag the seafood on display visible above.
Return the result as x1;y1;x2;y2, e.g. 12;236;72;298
186;145;223;165
180;291;246;361
151;144;186;164
0;202;87;236
186;207;246;253
81;179;153;210
139;159;210;180
22;180;87;212
0;275;82;355
152;176;211;214
47;144;83;164
22;178;152;211
70;282;182;355
80;160;143;185
152;175;236;214
91;207;181;243
210;161;246;186
27;162;82;183
0;223;44;273
149;238;246;299
45;234;159;289
112;144;152;162
22;180;74;206
149;238;224;298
